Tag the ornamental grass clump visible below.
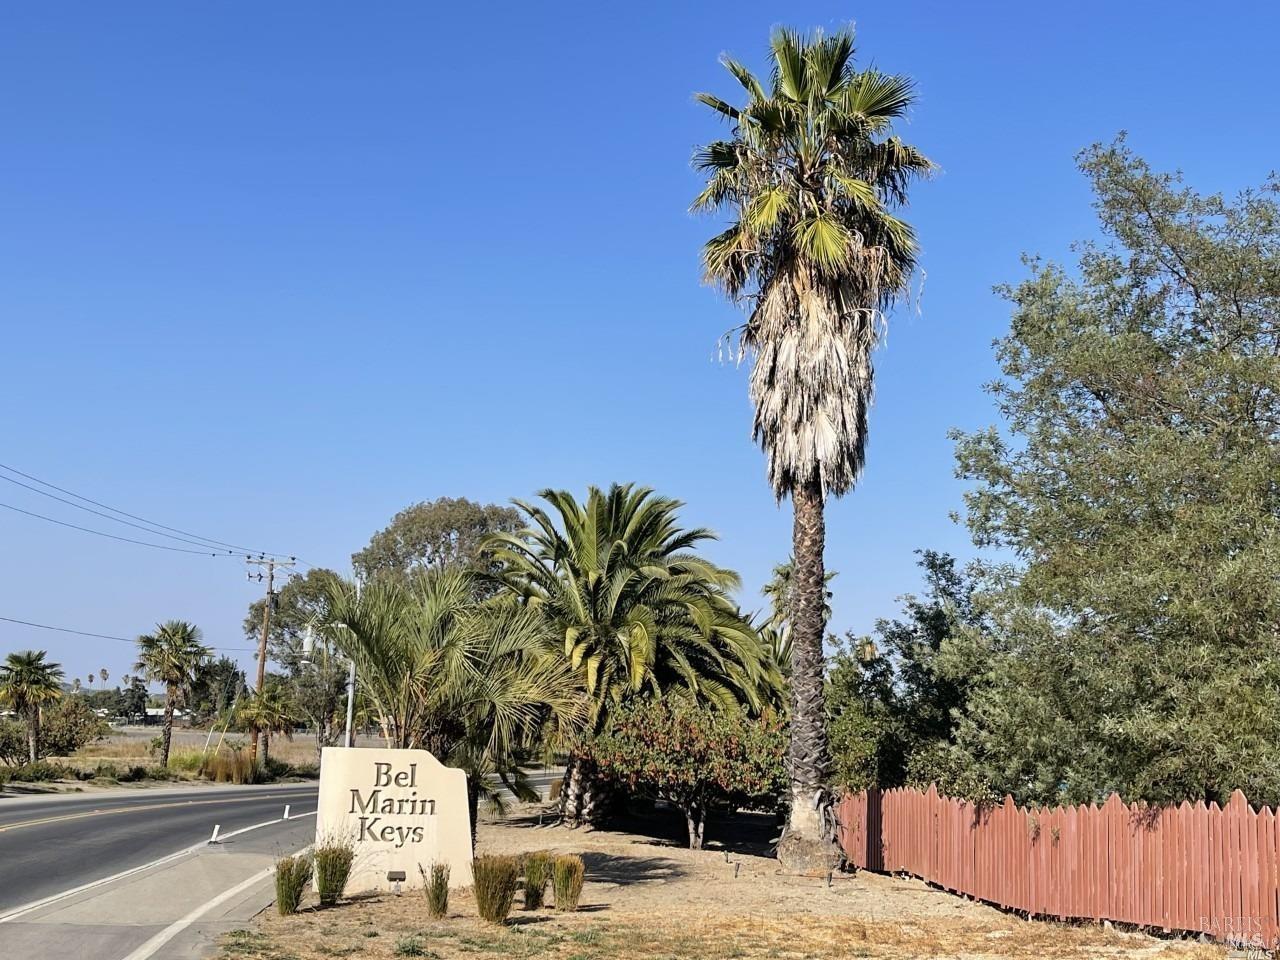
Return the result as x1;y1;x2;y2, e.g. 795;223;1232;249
420;861;449;918
522;851;553;909
472;855;519;923
275;853;312;916
314;837;355;906
553;855;584;912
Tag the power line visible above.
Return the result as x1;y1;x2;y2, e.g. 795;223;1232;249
0;473;238;553
0;616;130;643
0;615;258;652
0;501;230;555
0;461;295;559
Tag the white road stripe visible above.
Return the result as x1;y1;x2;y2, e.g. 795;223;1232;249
0;808;315;924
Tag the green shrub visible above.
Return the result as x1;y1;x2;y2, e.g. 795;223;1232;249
553;855;584;912
314;838;355;906
522;851;553;910
420;862;449;918
275;854;312;915
472;854;519;923
393;935;428;956
166;749;205;772
3;760;74;783
263;756;292;780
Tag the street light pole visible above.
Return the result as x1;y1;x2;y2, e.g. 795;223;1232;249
344;659;356;748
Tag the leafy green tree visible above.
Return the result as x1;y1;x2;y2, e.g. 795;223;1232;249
290;638;348;760
242;567;349;757
189;656;246;724
0;720;26;765
243;566;340;667
323;568;587;845
352;497;521;582
825;551;982;794
121;676;148;724
826;633;896;792
949;139;1280;807
587;699;787;849
0;650;64;763
134;621;211;767
484;484;779;823
694;25;931;869
38;697;109;757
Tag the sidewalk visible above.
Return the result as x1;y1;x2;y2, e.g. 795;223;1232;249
0;816;314;960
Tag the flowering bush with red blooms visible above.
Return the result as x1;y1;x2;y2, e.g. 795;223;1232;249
583;699;787;849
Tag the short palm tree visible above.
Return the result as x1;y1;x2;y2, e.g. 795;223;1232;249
239;683;296;765
323;568;586;847
0;650;64;763
694;26;931;870
135;621;210;767
484;484;780;822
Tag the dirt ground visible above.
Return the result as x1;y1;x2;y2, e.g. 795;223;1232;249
217;803;1226;960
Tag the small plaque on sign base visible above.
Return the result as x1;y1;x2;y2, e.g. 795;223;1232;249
315;746;473;893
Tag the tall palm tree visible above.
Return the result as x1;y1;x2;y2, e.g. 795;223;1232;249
134;621;210;767
484;483;780;822
0;650;64;763
323;568;586;847
72;677;82;695
694;25;931;870
100;668;109;689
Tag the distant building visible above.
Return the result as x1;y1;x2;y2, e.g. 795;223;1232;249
142;707;190;725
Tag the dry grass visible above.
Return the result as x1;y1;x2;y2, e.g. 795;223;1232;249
71;729;320;767
219;900;1224;960
217;804;1226;960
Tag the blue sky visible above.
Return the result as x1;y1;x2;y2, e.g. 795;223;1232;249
2;1;1277;682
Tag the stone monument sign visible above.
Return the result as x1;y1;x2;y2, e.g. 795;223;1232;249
315;746;473;892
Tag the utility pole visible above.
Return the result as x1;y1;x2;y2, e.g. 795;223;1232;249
246;554;295;764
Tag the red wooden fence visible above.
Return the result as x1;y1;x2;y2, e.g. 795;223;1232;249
836;785;1280;948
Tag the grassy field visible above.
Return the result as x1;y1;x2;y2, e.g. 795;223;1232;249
217;804;1225;960
71;726;322;770
0;726;329;788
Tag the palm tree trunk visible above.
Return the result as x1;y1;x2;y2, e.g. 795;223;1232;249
466;774;480;854
262;730;270;764
777;476;841;873
559;753;611;827
26;710;39;764
161;684;176;768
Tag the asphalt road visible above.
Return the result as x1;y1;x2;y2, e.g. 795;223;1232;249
0;783;320;914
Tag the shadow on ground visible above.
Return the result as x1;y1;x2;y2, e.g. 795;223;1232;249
580;851;683;886
496;801;779;859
